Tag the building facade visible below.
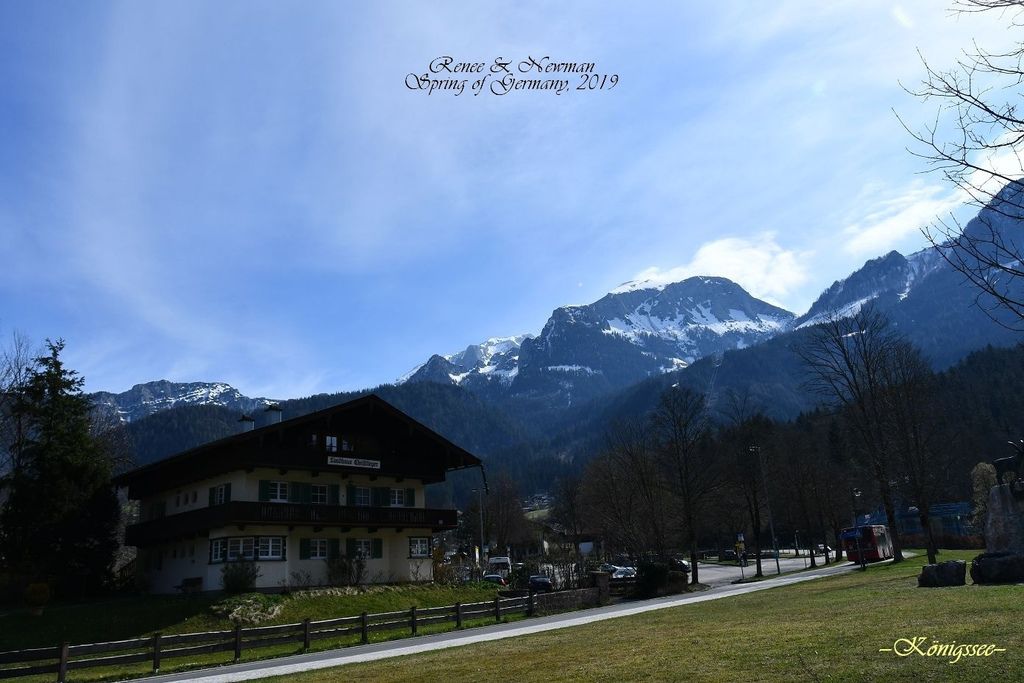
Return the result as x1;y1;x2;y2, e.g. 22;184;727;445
114;395;481;593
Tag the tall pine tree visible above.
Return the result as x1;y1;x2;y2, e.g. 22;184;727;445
0;339;119;596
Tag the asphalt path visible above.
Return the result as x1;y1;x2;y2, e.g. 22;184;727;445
133;559;864;683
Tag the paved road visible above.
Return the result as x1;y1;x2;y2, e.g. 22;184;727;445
697;556;836;587
134;559;864;683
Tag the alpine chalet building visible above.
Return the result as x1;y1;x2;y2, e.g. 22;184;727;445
114;394;481;593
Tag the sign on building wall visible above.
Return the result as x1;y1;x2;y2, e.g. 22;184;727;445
327;456;381;469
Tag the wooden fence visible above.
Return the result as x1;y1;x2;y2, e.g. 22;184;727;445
0;594;533;682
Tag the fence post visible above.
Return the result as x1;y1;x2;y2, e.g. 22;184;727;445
410;605;417;636
455;602;462;628
303;618;311;652
57;641;69;683
234;622;242;662
360;612;369;644
494;595;501;622
527;589;535;617
152;632;162;674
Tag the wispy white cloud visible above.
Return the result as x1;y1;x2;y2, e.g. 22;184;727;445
626;233;812;308
842;180;964;255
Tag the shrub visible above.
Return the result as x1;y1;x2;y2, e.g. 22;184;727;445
326;555;367;587
666;571;688;594
635;562;669;598
24;582;51;607
221;561;261;594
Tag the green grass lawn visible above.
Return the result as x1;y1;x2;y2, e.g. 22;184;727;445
0;583;502;652
267;551;1023;683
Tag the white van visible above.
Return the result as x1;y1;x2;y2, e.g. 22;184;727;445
487;556;512;576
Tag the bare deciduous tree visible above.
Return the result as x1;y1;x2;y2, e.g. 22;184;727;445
905;0;1024;326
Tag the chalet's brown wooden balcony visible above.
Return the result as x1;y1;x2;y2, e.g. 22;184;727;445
125;501;458;546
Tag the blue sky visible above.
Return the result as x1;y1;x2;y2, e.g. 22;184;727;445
0;1;1015;398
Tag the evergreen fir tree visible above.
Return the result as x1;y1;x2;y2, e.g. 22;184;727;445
0;339;119;596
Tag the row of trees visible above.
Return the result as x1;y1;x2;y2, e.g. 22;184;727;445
549;307;963;580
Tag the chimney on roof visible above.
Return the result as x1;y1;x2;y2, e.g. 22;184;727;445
264;404;282;425
238;414;255;432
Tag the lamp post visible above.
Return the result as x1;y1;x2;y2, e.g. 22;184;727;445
471;488;485;572
851;488;866;571
749;445;781;576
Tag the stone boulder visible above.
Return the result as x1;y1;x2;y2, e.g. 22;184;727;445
918;560;967;587
970;552;1024;584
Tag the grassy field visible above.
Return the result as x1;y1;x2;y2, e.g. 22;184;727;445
268;551;1023;683
0;583;502;652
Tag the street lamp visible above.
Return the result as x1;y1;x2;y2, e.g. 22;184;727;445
851;488;866;571
749;445;781;576
471;487;485;572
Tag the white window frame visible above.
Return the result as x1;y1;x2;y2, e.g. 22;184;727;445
213;484;228;506
311;484;328;505
227;537;255;561
310;538;328;559
354;487;371;507
354;539;372;559
325;435;338;453
258;536;284;560
211;539;226;563
409;537;430;558
390;488;405;507
268;481;289;503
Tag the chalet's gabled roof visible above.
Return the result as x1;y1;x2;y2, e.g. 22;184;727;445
113;393;482;495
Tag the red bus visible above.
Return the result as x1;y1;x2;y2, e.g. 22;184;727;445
840;525;894;563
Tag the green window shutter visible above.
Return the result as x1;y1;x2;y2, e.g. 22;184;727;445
372;487;386;507
258;480;271;502
346;484;355;506
281;537;287;561
328;484;340;505
345;538;356;558
208;487;215;506
299;538;310;560
372;538;383;559
224;483;231;502
292;483;311;504
405;488;415;507
328;539;340;560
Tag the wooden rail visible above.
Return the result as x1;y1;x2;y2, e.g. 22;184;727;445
0;595;532;682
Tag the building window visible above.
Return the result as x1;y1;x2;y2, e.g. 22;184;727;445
258;537;284;560
311;484;328;505
191;491;197;504
354;539;373;559
341;438;353;452
227;537;255;561
353;487;371;507
310;538;328;559
409;537;430;558
390;489;405;507
268;481;288;502
325;435;338;453
309;433;318;447
211;539;226;562
212;484;230;506
175;494;181;507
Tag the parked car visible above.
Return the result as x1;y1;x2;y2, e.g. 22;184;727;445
528;575;554;592
815;544;833;555
611;566;636;579
720;550;737;561
598;563;619;574
669;557;691;573
482;574;507;586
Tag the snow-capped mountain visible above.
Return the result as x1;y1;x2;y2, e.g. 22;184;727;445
402;335;530;387
91;380;275;423
794;248;943;328
402;277;794;403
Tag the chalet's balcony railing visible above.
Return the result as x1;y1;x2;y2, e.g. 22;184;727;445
125;502;458;546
